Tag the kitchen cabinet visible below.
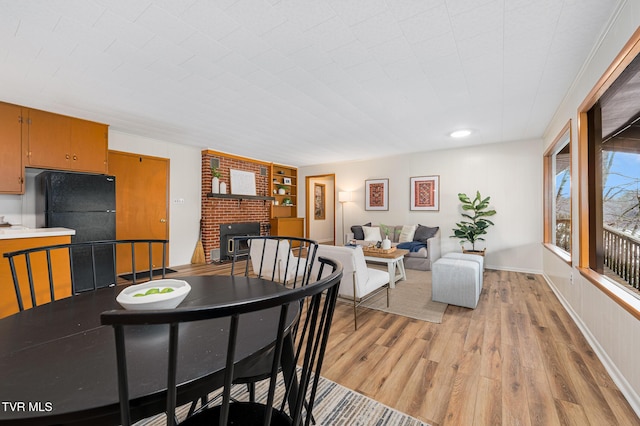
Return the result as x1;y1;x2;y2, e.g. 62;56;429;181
0;102;24;194
0;233;73;319
26;108;108;174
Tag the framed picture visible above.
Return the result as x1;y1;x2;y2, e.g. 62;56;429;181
283;177;292;185
410;175;439;211
314;183;325;220
230;169;256;196
365;178;389;211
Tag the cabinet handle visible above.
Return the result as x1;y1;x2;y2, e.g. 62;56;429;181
73;155;77;161
65;154;70;160
160;219;166;223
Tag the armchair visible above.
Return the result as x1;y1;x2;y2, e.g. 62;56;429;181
313;245;390;329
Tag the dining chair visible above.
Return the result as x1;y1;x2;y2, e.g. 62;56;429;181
231;236;318;287
226;236;318;404
101;256;343;426
3;239;168;313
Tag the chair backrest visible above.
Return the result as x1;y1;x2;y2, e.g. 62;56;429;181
231;236;318;287
312;245;368;298
101;256;343;426
2;239;168;315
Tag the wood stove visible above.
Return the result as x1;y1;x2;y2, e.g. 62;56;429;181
219;222;261;260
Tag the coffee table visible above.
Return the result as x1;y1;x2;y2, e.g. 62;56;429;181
361;248;409;288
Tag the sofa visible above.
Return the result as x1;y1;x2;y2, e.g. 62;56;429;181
348;223;441;271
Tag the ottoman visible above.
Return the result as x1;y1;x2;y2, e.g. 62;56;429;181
442;252;484;287
432;256;482;309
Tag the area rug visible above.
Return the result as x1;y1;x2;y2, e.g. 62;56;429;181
135;373;429;425
358;268;447;324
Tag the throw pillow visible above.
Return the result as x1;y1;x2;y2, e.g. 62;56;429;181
398;225;417;243
414;225;439;243
350;222;371;240
362;226;383;242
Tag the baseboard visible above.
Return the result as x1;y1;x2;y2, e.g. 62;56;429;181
542;273;640;417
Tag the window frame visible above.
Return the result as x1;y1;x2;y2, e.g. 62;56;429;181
544;120;572;264
577;27;640;320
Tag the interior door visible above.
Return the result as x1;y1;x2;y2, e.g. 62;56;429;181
108;151;169;274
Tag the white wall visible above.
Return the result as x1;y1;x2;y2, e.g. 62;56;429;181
542;0;640;414
308;176;335;243
299;138;543;273
108;131;201;267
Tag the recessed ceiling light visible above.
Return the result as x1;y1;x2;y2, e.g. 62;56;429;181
450;129;471;138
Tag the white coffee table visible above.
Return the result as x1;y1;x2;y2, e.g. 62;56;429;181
362;248;409;288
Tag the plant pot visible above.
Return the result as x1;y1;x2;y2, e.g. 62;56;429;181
278;188;286;195
212;177;219;194
463;248;486;256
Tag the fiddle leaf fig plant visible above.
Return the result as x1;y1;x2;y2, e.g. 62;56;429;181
451;191;496;251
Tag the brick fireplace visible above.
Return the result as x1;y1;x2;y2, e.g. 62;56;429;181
201;150;272;263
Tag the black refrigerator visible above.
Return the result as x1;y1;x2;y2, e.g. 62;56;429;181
36;171;116;292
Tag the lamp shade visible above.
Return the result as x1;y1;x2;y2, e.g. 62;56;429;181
338;191;352;203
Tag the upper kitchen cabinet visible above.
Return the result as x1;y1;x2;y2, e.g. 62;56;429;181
26;108;108;174
0;102;24;194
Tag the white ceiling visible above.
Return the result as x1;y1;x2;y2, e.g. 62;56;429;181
0;0;621;166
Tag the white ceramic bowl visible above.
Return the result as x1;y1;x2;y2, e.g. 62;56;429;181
116;279;191;310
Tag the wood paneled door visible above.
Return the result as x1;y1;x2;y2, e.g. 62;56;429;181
108;151;169;274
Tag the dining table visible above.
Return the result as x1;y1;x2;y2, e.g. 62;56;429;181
0;275;300;425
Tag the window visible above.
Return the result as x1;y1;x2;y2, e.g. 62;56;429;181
579;32;640;304
544;121;572;262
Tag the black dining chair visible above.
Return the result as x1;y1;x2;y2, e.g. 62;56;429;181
3;239;168;313
101;256;342;426
228;236;318;403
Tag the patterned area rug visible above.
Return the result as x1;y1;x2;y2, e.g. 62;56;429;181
135;373;430;425
358;268;447;323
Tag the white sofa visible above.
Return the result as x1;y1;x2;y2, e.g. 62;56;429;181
312;244;390;329
349;224;441;271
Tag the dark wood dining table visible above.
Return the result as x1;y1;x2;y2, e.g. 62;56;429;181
0;275;299;425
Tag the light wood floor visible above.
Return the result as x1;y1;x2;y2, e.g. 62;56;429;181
167;263;639;425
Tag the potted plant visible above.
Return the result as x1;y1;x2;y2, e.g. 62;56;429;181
277;184;288;195
211;167;221;194
451;191;496;255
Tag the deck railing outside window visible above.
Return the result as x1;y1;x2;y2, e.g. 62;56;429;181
603;225;640;291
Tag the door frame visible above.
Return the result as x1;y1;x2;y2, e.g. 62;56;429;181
305;174;336;244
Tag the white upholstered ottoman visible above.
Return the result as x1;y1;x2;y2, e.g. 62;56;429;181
432;254;483;309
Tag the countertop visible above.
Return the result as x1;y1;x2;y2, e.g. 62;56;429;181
0;226;76;240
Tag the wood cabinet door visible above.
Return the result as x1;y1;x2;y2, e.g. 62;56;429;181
0;102;24;193
108;151;169;274
27;109;71;169
70;119;108;173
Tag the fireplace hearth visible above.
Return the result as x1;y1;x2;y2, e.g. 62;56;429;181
219;222;261;260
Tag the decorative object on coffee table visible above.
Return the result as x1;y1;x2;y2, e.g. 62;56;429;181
410;175;439;211
451;191;496;255
365;178;388;211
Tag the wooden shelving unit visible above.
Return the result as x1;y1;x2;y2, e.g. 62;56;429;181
270;164;298;218
270;164;304;239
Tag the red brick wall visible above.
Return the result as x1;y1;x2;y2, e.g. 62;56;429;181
201;152;271;263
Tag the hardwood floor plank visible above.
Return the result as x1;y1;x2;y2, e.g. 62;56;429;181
163;263;640;425
524;366;562;425
473;377;502;426
502;344;532;426
442;371;480;425
533;325;580;404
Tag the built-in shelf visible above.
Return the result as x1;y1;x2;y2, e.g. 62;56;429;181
207;193;275;201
